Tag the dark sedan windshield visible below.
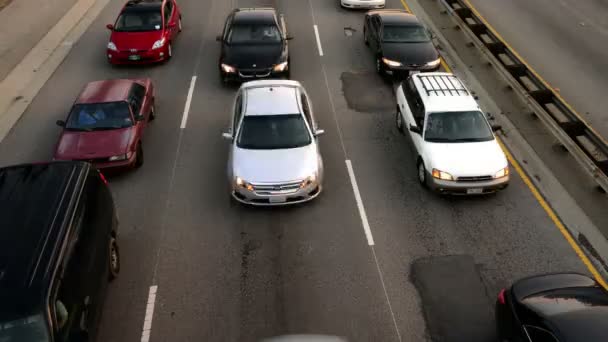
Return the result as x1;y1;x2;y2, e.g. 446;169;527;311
227;24;282;44
0;314;49;342
114;10;163;32
383;25;430;43
66;102;133;131
237;114;311;149
424;111;494;142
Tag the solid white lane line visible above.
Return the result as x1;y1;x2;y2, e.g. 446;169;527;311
141;285;158;342
180;76;197;129
313;25;324;56
345;160;375;246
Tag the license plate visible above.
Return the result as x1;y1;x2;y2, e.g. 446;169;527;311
128;55;141;61
269;196;286;203
466;188;483;194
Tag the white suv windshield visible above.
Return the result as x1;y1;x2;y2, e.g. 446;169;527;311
424;111;493;142
237;114;311;150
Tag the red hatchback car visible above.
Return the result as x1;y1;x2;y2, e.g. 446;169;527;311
106;0;182;64
54;79;155;171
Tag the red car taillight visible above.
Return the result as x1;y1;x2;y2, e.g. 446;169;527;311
498;288;506;305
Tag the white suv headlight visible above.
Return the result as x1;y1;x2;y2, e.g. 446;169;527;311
432;168;454;181
107;41;118;51
494;166;510;178
152;37;166;49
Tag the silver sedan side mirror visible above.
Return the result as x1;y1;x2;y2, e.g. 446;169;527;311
314;129;325;136
222;132;233;140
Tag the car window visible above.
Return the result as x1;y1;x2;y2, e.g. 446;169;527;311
424;111;494;142
237;114;312;149
222;15;233;40
66;102;133;131
300;93;312;128
114;10;163;32
129;84;146;116
227;24;281;44
523;325;559;342
372;17;380;34
233;94;243;134
405;78;424;125
382;24;431;43
0;314;49;341
163;1;173;24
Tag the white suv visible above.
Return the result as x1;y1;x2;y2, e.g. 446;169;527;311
395;72;509;194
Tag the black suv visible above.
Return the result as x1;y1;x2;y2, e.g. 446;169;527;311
217;8;292;83
0;162;120;341
364;9;440;77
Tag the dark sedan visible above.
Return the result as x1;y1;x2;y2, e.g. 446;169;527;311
217;8;292;83
496;272;608;342
363;9;440;77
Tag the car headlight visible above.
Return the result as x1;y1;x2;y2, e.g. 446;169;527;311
108;152;132;161
273;61;288;72
299;173;317;188
235;176;254;191
432;169;454;181
221;63;236;73
107;41;118;51
494;166;510;178
382;57;402;67
425;58;441;68
152;37;166;49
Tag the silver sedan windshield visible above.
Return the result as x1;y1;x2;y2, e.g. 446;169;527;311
237;114;312;150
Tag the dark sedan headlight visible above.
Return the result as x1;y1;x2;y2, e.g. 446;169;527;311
382;57;402;67
221;63;236;73
425;58;441;68
273;61;288;72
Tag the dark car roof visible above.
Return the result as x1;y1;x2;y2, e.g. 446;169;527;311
512;273;608;342
0;162;88;320
123;0;163;12
372;10;420;26
232;8;276;24
76;79;135;104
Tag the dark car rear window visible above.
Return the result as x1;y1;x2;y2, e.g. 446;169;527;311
114;10;163;32
66;102;133;131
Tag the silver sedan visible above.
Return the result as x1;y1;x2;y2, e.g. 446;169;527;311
223;80;325;206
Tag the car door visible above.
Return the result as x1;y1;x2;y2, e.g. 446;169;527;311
401;77;425;154
371;17;382;53
220;14;233;57
300;91;316;133
163;0;176;39
228;92;244;178
128;84;149;137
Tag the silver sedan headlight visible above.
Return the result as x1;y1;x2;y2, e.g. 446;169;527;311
235;176;254;191
299;173;318;188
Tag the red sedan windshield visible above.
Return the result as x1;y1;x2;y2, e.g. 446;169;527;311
66;102;133;131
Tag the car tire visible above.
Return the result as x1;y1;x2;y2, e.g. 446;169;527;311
417;160;428;187
364;28;369;46
167;43;173;59
149;103;156;121
108;236;120;281
396;107;404;134
178;17;183;32
135;143;144;168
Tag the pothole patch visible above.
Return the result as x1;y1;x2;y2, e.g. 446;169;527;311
341;71;395;113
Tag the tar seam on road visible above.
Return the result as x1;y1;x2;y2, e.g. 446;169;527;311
305;0;401;340
420;0;608;288
313;25;323;56
181;76;197;129
345;160;375;246
141;285;158;342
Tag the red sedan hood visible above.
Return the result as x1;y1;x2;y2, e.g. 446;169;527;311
110;30;163;51
55;128;133;160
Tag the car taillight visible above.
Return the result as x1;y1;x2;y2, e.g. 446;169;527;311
99;171;108;186
498;288;506;305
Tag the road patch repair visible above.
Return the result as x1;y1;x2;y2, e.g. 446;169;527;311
411;255;495;341
341;72;395;113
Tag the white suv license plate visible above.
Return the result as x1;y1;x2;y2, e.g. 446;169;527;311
269;196;286;203
466;188;483;194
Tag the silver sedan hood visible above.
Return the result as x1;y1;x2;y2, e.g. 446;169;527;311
232;143;319;183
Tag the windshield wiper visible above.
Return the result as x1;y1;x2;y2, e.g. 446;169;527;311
425;137;456;142
91;126;124;131
66;127;93;132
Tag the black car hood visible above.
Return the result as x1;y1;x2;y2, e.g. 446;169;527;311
381;41;438;66
222;43;284;69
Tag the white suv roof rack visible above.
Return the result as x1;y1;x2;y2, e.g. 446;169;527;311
418;74;470;97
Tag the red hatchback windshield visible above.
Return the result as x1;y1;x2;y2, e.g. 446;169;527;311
114;10;163;32
66;102;133;131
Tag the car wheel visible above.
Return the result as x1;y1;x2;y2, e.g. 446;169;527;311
364;28;369;46
108;236;120;281
376;56;383;75
135;143;144;168
418;160;427;187
178;17;183;32
149;103;156;121
396;107;404;133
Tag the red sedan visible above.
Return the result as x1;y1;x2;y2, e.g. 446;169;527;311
54;79;155;171
106;0;182;64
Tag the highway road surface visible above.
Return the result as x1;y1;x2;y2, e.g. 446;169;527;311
0;0;594;341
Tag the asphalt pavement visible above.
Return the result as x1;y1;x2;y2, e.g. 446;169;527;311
0;0;594;341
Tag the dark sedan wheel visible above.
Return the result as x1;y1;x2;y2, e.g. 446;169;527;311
396;108;404;133
108;237;120;281
135;143;144;168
